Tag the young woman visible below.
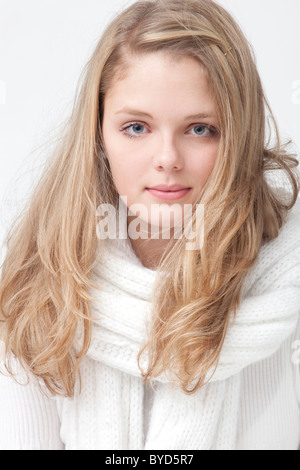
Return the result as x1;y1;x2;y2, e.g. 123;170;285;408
0;0;299;450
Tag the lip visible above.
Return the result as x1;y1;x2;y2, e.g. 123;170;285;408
146;184;191;201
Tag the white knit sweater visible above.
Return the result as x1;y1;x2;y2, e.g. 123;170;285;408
0;199;300;450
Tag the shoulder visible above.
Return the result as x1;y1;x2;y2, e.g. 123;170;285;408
262;197;300;262
243;197;300;296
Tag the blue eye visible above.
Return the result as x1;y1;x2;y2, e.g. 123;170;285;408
121;123;147;137
188;125;219;138
120;122;219;139
190;125;209;136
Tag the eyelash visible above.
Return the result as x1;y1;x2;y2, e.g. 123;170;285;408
120;122;219;139
120;123;148;138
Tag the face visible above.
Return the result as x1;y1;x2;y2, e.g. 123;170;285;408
102;52;220;235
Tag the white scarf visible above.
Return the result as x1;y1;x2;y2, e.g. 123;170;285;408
62;206;300;450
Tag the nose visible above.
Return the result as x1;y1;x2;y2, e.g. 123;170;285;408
153;136;183;172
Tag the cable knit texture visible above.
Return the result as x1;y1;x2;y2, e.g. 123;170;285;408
1;200;300;449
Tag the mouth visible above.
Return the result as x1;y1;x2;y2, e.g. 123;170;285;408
146;184;192;201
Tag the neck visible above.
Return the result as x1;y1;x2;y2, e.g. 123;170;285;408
127;215;175;270
129;237;174;270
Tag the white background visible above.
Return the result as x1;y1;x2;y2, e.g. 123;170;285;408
0;0;299;262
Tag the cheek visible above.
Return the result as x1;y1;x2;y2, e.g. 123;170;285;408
108;159;129;194
106;145;145;198
107;140;148;179
191;146;219;183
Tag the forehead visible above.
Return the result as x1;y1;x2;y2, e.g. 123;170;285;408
104;51;216;117
107;51;208;91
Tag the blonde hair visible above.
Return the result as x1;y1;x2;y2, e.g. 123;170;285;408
0;0;299;396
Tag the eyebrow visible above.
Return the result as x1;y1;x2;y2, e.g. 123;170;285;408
115;108;217;121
